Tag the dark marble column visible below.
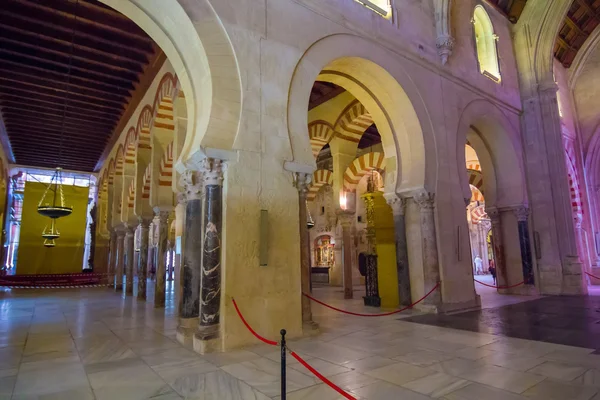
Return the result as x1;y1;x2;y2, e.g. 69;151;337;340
515;207;535;285
124;226;135;295
386;195;412;306
115;229;125;291
338;211;354;300
137;217;151;300
177;170;202;343
295;173;313;324
415;192;441;306
154;211;169;308
196;158;224;343
487;207;508;288
107;231;116;287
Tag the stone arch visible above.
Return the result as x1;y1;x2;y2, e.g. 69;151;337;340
470;184;484;203
308;121;335;157
343;152;386;192
159;142;174;188
99;0;241;165
288;34;434;193
468;169;484;195
115;145;125;175
307;169;333;201
136;105;153;150
334;100;373;143
124;128;137;166
456;100;526;208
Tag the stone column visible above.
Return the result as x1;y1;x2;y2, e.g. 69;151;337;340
515;207;535;285
154;210;169;308
487;207;508;288
194;158;224;352
338;211;354;299
386;195;412;306
124;226;135;295
107;231;116;286
137;217;151;300
176;170;202;344
115;229;125;291
294;172;313;324
415;192;441;306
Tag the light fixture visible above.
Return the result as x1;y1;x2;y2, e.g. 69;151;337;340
37;168;73;219
43;239;56;248
339;190;347;211
41;218;60;240
306;201;315;229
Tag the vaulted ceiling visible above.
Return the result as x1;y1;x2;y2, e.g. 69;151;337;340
486;0;529;23
0;0;163;172
554;0;600;68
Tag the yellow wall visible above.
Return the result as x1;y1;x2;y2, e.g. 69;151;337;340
369;192;400;308
17;182;89;275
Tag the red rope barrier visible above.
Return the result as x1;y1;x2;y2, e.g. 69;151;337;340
473;279;524;289
303;282;440;317
231;298;278;346
585;271;600;280
290;351;356;400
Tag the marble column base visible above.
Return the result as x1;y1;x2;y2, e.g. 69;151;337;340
437;295;482;314
302;321;320;336
193;334;221;355
176;317;198;344
589;266;600;285
414;303;440;314
561;256;588;295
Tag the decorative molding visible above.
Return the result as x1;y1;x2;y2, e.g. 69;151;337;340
293;172;311;197
513;206;530;222
434;0;454;65
414;191;435;211
202;158;224;187
182;169;203;201
384;193;406;216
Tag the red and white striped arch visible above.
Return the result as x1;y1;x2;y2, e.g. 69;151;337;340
470;204;488;224
470;184;484;203
153;73;178;131
127;180;135;209
467;169;484;195
563;138;583;219
137;105;153;150
308;121;335;157
142;165;151;199
107;159;115;184
159;142;174;187
343;152;385;192
115;145;125;174
307;169;333;202
334;101;373;143
124;128;137;166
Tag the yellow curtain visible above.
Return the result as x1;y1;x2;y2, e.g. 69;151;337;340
17;182;89;275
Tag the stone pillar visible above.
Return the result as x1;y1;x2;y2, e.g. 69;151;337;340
154;211;169;308
415;192;441;306
487;207;508;288
137;217;151;300
386;195;412;306
107;231;116;286
514;207;535;285
338;211;354;299
176;170;202;344
294;172;313;324
175;192;187;315
194;158;224;353
115;229;125;291
124;226;135;295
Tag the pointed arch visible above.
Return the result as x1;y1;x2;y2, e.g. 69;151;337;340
308;121;335;157
334;100;374;143
343;152;386;192
307;169;333;201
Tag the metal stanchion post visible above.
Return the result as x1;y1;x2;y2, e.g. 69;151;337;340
280;329;287;400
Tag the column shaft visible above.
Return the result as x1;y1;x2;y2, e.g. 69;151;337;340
515;207;535;285
107;232;116;286
115;231;125;291
124;227;135;295
415;192;441;305
338;212;354;300
488;208;508;287
296;173;312;323
137;218;151;300
154;212;169;308
387;196;412;306
181;197;201;319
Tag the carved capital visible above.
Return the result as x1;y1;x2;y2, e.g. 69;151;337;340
436;34;455;65
202;158;224;187
182;169;203;201
513;206;530;222
486;207;500;223
414;191;435;211
155;210;170;226
384;193;406;216
138;216;152;229
336;210;354;229
293;172;311;198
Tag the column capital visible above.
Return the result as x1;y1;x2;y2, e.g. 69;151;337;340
293;172;311;197
182;169;203;201
512;206;530;222
336;210;354;228
414;191;435;211
138;216;152;228
486;206;500;222
384;193;406;216
435;34;455;66
202;158;224;187
154;210;170;225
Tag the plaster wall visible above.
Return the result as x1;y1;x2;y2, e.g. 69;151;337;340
573;45;600;148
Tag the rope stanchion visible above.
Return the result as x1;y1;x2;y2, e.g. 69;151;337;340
473;279;524;289
303;282;440;317
289;351;356;400
585;271;600;280
232;298;278;346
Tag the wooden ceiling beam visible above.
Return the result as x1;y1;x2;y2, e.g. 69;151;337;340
4;1;155;52
4;116;111;137
6;126;109;142
565;15;588;38
0;83;126;112
0;94;122;120
0;27;145;74
0;10;151;63
0;57;134;93
0;41;140;83
15;152;97;162
0;99;119;124
0;106;117;129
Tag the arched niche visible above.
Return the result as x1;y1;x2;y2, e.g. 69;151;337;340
473;5;500;82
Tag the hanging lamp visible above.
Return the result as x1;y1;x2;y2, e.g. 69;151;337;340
41;218;60;240
306;201;315;229
36;0;79;229
43;239;56;248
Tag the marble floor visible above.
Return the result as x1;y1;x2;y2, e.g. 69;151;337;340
1;283;600;399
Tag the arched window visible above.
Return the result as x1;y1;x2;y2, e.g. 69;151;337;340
354;0;391;18
473;5;501;82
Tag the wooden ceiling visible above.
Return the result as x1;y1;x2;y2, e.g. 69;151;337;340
485;0;528;23
0;0;161;172
554;0;600;68
309;81;346;111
